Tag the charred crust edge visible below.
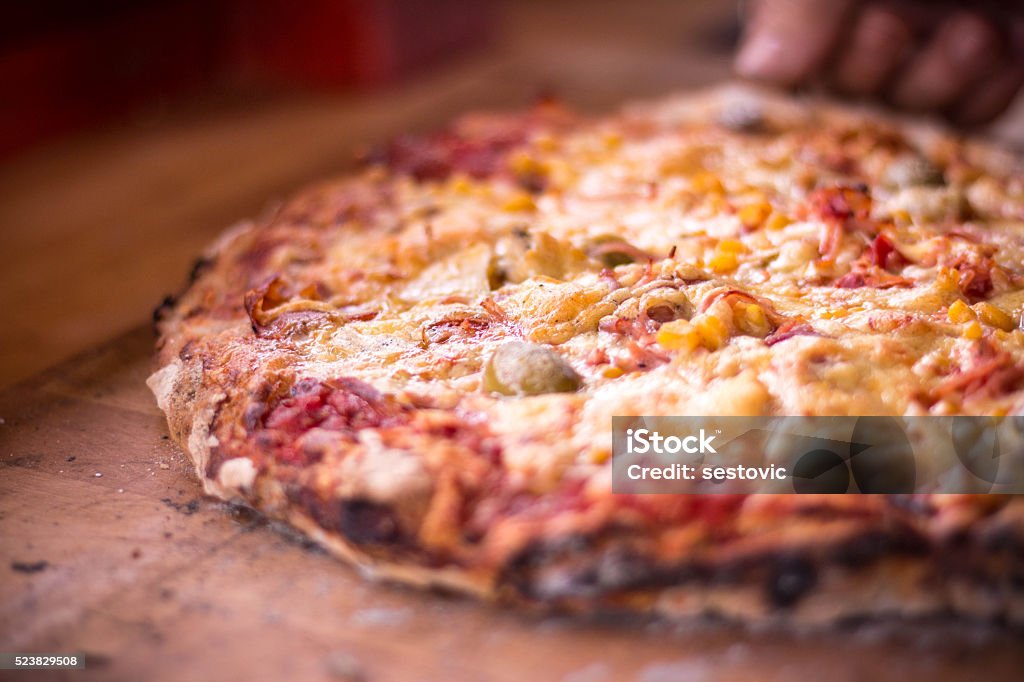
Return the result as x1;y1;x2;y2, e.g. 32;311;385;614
499;525;932;610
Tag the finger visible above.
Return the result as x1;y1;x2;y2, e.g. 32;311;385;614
951;16;1024;125
950;65;1024;126
888;10;1004;111
832;4;915;96
735;0;858;87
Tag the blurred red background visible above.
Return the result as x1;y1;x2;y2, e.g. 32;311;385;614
1;0;493;157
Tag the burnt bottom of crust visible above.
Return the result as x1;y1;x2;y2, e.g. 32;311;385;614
289;488;407;549
498;527;934;609
254;485;1024;618
206;487;1024;625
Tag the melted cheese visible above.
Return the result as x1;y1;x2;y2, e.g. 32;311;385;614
170;85;1024;486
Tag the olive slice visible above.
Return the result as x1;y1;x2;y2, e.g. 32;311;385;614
483;342;582;396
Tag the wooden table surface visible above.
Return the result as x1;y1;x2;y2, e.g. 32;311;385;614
4;2;1024;679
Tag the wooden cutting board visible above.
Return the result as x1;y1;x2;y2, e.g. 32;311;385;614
2;327;1023;681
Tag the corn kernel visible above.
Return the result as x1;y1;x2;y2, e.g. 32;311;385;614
765;212;792;231
717;239;747;253
935;267;960;294
502;193;536;212
509;151;547;178
692;172;725;195
948;300;975;324
738;201;772;229
656;319;700;351
973;302;1014;332
736;303;771;337
602;131;623;149
891;209;912;225
545;159;576;189
533;134;557;152
963;321;983;340
449;174;474;195
709;250;738;273
602;365;624;378
694;315;729;350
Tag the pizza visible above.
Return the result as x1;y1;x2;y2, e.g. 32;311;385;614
149;84;1024;626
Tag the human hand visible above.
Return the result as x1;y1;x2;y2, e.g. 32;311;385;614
735;0;1024;124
